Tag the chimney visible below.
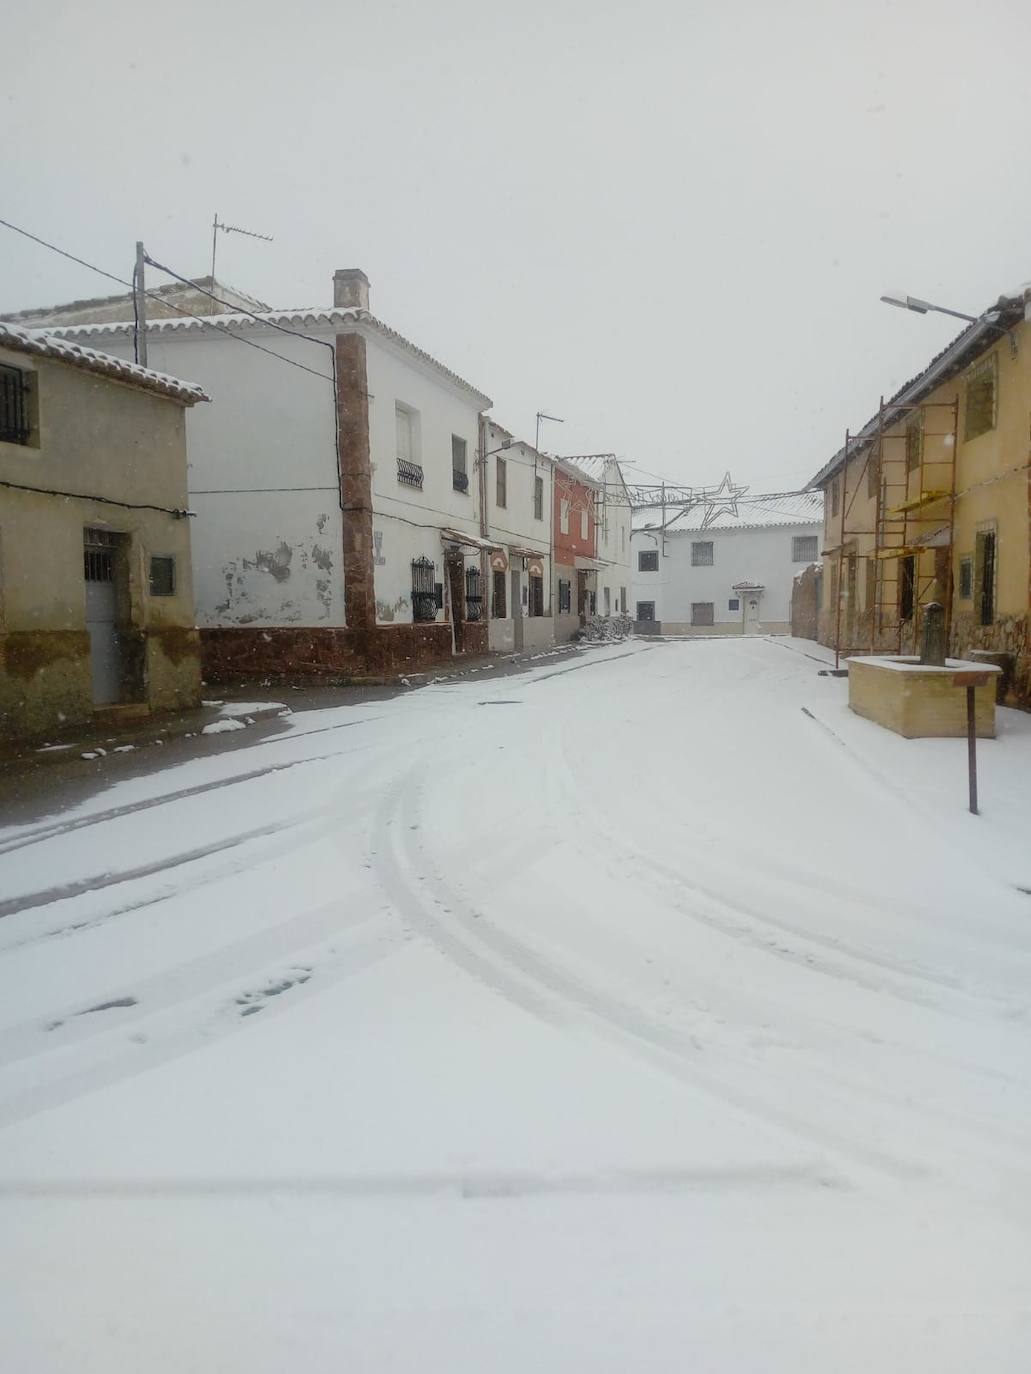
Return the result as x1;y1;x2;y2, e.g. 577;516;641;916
333;269;370;311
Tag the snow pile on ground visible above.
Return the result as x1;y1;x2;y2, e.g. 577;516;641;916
0;637;1029;1373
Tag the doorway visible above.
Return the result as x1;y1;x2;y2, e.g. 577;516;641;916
83;528;125;705
511;568;523;651
446;555;466;652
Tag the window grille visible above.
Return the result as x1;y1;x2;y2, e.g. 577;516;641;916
792;535;818;562
728;598;740;611
558;579;571;613
496;457;507;508
397;457;424;488
534;475;544;520
691;541;713;566
958;556;973;600
465;566;483;620
411;557;437;622
636;601;655;621
638;549;658;572
0;364;31;444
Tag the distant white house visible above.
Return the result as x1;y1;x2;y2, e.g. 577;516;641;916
631;491;822;634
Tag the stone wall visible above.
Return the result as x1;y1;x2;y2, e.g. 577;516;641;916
200;622;473;684
790;565;821;640
951;612;1030;708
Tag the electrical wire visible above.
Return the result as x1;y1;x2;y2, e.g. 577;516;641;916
0;216;334;383
0;477;192;517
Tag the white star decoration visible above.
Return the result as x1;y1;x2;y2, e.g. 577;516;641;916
700;472;749;529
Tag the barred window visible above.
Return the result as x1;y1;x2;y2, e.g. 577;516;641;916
492;569;506;617
638;549;658;572
534;475;544;520
411;557;437;622
529;575;544;617
792;535;818;562
496;457;507;508
465;565;483;621
452;436;469;492
691;541;714;566
958;556;973;600
558;579;571;613
0;364;32;445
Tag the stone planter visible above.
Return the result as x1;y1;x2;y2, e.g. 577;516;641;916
847;655;1001;739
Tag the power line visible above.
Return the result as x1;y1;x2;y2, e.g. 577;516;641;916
0;216;334;383
1;476;192;518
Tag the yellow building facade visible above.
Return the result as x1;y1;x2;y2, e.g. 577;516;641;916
0;325;208;740
811;291;1030;706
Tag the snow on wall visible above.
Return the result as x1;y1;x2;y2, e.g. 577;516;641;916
631;521;821;629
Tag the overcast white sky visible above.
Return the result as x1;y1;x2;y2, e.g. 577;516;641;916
3;0;1030;489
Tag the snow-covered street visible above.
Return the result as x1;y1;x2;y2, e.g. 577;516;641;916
2;637;1031;1372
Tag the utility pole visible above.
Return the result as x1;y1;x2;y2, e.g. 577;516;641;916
134;240;148;367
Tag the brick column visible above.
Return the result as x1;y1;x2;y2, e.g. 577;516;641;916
336;332;376;630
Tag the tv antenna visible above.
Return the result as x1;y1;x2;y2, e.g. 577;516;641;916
210;213;273;282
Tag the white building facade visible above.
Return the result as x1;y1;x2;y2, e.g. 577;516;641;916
44;270;496;674
631;492;822;635
483;420;554;653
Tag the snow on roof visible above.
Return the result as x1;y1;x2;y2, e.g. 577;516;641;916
560;454;616;482
43;306;492;406
632;490;822;533
0;322;209;404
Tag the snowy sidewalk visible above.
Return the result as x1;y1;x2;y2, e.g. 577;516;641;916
1;636;1030;1374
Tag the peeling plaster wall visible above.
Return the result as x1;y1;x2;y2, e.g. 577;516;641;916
68;327;345;630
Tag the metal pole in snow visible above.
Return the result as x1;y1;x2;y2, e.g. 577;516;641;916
967;685;979;815
134;241;148;368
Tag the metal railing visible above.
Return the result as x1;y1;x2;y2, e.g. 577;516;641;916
397;457;424;488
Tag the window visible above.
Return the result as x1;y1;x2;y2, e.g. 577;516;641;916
728;598;740;611
691;602;715;626
558;579;571;613
636;601;656;621
534;475;544;521
529;575;544;617
559;498;570;534
465;566;483;620
496;457;507;508
975;529;996;625
434;582;444;610
396;404;415;462
792;535;818;563
830;477;840;518
965;355;997;441
638;549;658;572
905;414;923;472
452;436;468;492
958;556;973;600
867;454;880;500
580;509;588;540
149;555;176;596
492;569;506;618
619;586;626;612
691;541;714;566
411;557;437;622
899;555;915;622
603;587;611;615
0;364;32;445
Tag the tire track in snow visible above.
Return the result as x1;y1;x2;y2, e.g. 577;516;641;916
368;753;923;1185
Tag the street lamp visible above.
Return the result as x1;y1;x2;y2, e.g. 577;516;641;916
879;292;1000;326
